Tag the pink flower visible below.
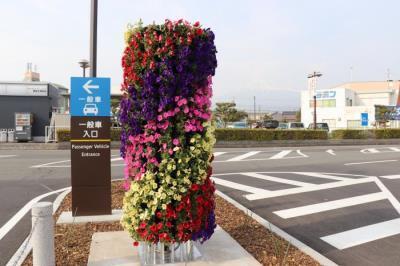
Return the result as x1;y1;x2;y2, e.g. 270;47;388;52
157;115;163;121
177;98;187;107
173;138;180;145
183;106;189;114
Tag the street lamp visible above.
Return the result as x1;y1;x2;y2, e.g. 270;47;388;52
78;59;90;77
307;71;323;130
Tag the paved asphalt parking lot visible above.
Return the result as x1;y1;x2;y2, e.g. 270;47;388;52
0;144;400;265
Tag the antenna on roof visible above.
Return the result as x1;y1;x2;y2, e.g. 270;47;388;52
387;68;391;81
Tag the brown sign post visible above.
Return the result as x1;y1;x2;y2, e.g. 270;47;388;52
70;77;111;216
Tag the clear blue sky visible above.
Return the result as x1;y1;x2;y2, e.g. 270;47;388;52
1;0;399;111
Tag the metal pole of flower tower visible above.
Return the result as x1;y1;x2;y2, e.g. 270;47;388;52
90;0;98;77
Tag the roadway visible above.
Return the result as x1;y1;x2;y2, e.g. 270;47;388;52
0;144;399;265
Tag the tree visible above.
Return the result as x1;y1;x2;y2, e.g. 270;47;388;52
262;114;273;121
214;102;248;127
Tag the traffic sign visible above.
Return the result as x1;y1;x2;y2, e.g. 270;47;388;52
70;77;111;216
70;77;110;117
361;113;368;126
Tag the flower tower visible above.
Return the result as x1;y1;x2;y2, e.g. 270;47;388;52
119;19;218;253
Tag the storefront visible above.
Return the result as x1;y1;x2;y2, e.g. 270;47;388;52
301;81;400;130
0;81;68;141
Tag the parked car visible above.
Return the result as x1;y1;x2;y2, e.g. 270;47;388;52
308;122;330;131
277;122;288;129
227;121;247;128
288;122;304;129
262;120;279;129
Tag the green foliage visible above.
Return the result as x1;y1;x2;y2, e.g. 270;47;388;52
215;129;328;141
373;129;400;139
330;129;369;139
214;102;248;127
331;129;400;139
56;129;70;142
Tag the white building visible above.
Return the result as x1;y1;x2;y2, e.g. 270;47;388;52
301;80;400;129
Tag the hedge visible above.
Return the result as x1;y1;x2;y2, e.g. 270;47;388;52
331;129;400;139
56;128;121;142
215;129;328;141
56;128;400;142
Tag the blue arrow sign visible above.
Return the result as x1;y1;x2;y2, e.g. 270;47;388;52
70;77;110;117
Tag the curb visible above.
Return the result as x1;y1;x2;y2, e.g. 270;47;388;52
1;139;400;150
215;139;400;148
215;190;338;266
6;188;71;266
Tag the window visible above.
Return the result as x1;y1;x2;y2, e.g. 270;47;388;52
347;120;361;129
309;99;336;107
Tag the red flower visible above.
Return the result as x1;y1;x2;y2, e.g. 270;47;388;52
156;211;162;219
157;222;163;230
166;221;172;228
193;21;200;27
191;184;200;191
196;28;203;36
133;241;139;246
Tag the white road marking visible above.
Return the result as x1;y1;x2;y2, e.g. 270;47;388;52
360;148;380;154
296;150;308;158
274;192;386;219
326;149;336;156
293;172;349;181
213;152;227;157
246;177;374;201
373;176;400;215
0;187;70;241
389;147;400;152
321;218;400;250
242;172;314;187
211;176;269;195
110;157;123;162
31;159;71;168
269;150;292;160
0;155;17;158
345;160;398;166
381;175;400;179
226;151;260;161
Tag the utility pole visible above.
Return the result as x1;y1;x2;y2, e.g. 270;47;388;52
307;71;323;130
253;96;256;124
89;0;98;77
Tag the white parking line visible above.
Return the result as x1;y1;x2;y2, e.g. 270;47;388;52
389;147;400;152
242;172;314;187
213;152;227;157
321;218;400;250
269;150;292;160
381;175;400;179
0;187;70;241
31;159;71;168
211;176;270;195
245;177;374;201
345;160;398;166
226;151;260;161
0;155;17;158
274;192;386;219
293;172;349;181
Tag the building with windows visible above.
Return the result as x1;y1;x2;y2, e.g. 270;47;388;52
301;80;400;129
